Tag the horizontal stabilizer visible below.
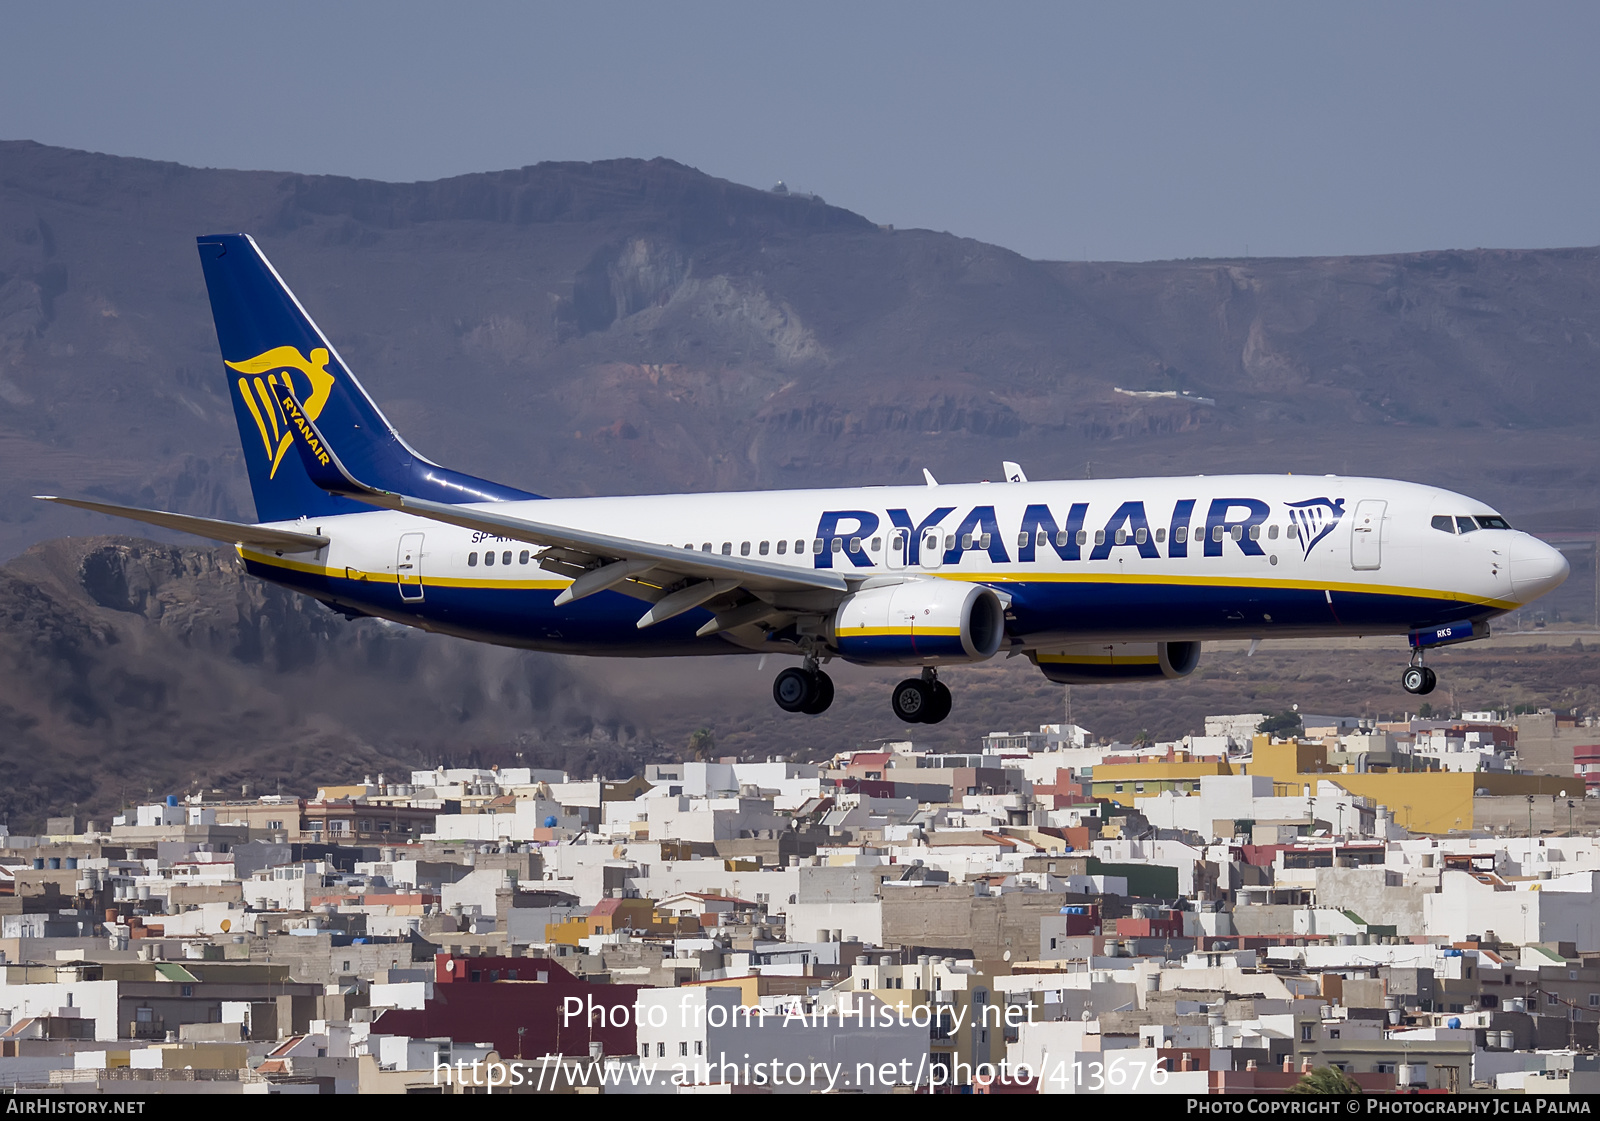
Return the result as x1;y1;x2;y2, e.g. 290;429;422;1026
36;496;329;553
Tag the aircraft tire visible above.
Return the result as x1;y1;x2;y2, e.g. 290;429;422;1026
801;671;835;715
1418;667;1437;695
921;681;953;724
1401;667;1427;695
891;678;932;723
774;667;816;713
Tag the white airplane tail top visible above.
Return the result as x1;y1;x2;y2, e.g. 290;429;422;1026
38;236;1573;726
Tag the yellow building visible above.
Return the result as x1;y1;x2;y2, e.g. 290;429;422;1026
1247;735;1571;834
1090;759;1234;806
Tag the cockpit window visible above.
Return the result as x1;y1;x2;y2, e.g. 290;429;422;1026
1476;515;1512;529
1456;516;1479;534
1431;516;1454;533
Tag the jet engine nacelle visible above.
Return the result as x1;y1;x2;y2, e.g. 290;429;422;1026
832;579;1006;666
1031;641;1202;684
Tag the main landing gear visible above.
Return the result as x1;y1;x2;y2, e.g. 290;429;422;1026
1401;651;1437;696
891;667;953;725
773;661;834;715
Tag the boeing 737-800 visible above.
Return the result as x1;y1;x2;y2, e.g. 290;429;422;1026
39;235;1570;724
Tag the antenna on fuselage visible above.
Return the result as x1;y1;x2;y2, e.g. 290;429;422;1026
923;468;939;487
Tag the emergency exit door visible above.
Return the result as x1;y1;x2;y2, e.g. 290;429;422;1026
397;533;425;601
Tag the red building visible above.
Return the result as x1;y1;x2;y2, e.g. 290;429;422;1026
373;954;642;1059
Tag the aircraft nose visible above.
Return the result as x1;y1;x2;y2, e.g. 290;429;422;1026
1509;534;1569;602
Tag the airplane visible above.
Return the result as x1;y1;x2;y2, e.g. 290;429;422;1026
39;234;1571;725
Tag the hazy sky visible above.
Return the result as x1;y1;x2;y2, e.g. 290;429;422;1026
4;2;1597;262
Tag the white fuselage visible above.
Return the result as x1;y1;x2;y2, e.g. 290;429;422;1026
239;473;1568;661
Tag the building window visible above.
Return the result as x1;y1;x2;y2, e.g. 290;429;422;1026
657;1042;666;1057
679;1041;688;1056
695;1041;703;1056
1300;1023;1313;1042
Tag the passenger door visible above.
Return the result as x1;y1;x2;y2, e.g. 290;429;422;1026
1350;500;1385;571
397;532;425;601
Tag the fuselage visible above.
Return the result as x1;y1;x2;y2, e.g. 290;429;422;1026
238;473;1569;660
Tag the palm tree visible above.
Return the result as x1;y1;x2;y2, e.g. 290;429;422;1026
1289;1065;1361;1095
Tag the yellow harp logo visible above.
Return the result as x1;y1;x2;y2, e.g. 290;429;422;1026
225;347;337;479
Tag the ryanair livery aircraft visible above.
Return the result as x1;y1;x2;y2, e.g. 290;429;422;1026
40;235;1571;724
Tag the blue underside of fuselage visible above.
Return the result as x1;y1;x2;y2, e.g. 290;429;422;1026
245;560;1500;658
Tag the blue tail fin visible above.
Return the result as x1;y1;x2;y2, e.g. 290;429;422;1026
197;234;539;523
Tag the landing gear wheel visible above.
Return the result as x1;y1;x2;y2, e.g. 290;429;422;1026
1401;666;1438;695
922;681;953;724
774;667;815;713
801;670;834;715
891;678;932;723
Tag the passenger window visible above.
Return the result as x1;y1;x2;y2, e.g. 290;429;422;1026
520;550;530;563
1212;526;1224;542
1267;526;1279;540
943;535;956;551
1114;529;1126;545
1456;516;1479;534
1286;524;1299;538
831;538;843;553
796;540;806;554
702;543;713;552
759;541;769;555
1076;530;1089;546
871;537;881;551
1248;525;1260;541
1135;528;1147;545
1017;532;1030;548
849;537;862;553
980;533;992;549
1175;526;1187;543
812;539;823;554
487;551;498;566
961;533;974;550
1055;531;1070;547
1230;525;1243;541
776;540;787;555
1431;515;1454;533
1155;528;1166;543
740;542;751;556
467;552;478;566
1094;530;1106;546
502;550;512;565
721;542;733;555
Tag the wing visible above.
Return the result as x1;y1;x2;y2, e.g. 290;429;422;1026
35;496;329;553
271;384;847;634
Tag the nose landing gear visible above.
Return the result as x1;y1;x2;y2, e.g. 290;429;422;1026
1401;654;1437;696
773;659;834;715
891;667;953;724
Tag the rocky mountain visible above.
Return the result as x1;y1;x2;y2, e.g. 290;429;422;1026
1;141;1597;823
3;139;1597;557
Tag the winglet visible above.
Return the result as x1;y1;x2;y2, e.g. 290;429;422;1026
270;382;384;499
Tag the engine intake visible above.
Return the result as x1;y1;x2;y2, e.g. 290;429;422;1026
833;580;1005;666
